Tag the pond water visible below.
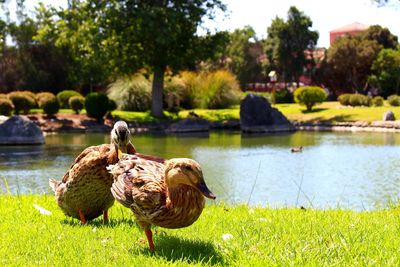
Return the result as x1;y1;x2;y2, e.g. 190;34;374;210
1;131;400;210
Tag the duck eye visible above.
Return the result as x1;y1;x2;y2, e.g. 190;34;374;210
183;166;192;171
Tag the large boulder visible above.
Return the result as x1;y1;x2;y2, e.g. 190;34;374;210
0;116;45;145
240;94;295;133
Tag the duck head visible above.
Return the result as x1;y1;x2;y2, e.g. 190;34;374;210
165;158;216;199
111;120;135;158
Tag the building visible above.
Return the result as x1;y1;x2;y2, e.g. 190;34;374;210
329;22;369;45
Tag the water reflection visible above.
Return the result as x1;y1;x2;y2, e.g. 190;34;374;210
1;131;400;210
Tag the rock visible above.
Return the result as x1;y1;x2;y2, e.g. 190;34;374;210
383;110;395;121
240;94;295;133
0;115;45;145
0;115;8;124
166;118;210;133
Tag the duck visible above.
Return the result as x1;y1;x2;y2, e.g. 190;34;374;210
49;120;136;224
291;146;303;153
108;155;216;252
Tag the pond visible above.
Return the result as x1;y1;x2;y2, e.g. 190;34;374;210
1;131;400;210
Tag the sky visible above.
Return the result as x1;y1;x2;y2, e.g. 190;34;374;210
6;0;400;48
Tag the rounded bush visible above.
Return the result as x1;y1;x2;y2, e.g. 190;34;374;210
348;94;371;107
294;86;327;111
68;96;85;114
276;89;294;104
36;92;56;105
387;95;400;106
0;98;14;116
108;99;117;111
84;92;109;120
8;92;36;114
57;90;83;109
372;96;384;106
41;97;59;116
338;94;352;106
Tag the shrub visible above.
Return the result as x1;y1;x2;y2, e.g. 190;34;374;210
177;71;199;109
84;92;109;120
372;96;384;106
36;92;56;107
275;89;294;104
294;86;327;111
108;99;117;112
164;75;187;111
338;93;352;106
196;70;241;109
0;98;14;116
57;90;83;109
8;92;36;114
41;97;59;116
348;94;371;107
107;74;151;111
68;96;85;114
387;95;400;106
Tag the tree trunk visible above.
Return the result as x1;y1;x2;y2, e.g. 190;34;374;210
151;66;165;118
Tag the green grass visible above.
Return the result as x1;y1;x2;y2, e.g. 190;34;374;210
275;101;400;123
2;195;400;266
27;101;400;124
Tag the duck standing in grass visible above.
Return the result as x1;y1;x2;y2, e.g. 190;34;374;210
49;121;136;224
108;155;216;252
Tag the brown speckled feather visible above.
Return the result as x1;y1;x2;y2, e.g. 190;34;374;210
51;144;118;220
110;155;205;229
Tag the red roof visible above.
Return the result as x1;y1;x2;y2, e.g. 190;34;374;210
330;22;369;33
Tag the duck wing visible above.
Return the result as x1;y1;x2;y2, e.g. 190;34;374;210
110;156;167;216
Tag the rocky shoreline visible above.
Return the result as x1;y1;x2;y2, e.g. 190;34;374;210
3;114;400;134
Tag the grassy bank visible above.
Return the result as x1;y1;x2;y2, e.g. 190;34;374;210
1;195;400;266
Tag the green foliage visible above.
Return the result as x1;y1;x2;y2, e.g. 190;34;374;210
36;92;56;106
107;74;151;112
294;86;327;111
264;6;318;83
57;90;83;109
84;92;109;120
327;36;381;93
196;70;241;109
338;94;351;106
40;96;59;116
0;98;14;116
372;96;384;106
348;94;372;107
369;49;400;97
7;91;36;114
362;25;398;49
68;96;85;114
108;99;117;112
276;89;294;103
387;95;400;106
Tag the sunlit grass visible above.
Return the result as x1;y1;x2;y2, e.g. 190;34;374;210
1;195;400;266
275;101;400;123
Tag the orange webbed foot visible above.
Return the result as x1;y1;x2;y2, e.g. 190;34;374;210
78;209;87;224
145;229;155;253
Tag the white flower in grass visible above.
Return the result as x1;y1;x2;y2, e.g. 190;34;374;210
222;233;233;241
258;218;267;222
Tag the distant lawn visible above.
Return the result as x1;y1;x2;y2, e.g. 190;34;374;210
2;195;400;266
28;102;399;124
275;101;399;123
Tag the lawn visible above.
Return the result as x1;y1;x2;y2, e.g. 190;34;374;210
275;101;400;123
1;195;400;266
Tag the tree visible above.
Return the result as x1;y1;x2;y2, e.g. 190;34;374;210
369;49;400;96
264;6;319;85
326;35;381;93
362;25;398;49
222;26;263;89
37;0;227;117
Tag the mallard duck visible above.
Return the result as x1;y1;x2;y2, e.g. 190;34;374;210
49;120;136;224
108;155;216;252
291;146;303;153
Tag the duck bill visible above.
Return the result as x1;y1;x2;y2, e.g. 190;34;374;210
197;182;216;199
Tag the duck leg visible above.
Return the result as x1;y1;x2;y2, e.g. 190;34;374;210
78;209;87;224
103;210;109;223
144;228;155;252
